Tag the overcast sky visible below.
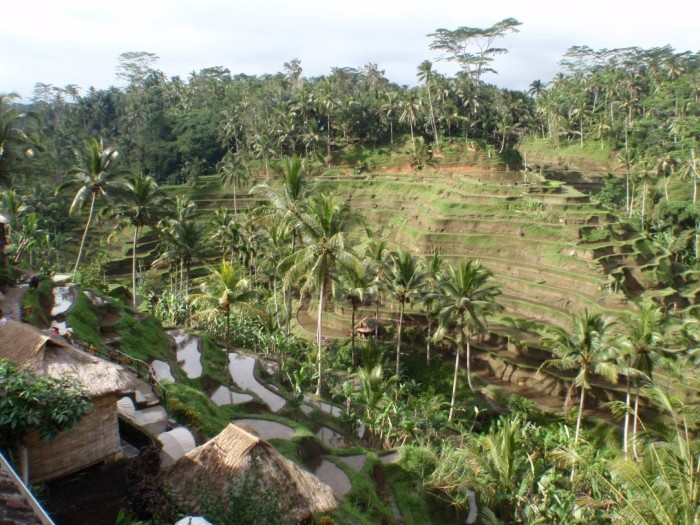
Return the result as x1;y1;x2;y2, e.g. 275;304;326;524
2;0;698;100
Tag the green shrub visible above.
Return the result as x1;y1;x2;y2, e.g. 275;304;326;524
66;289;103;349
21;277;53;327
116;314;170;362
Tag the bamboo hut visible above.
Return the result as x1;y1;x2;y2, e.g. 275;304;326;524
164;424;343;521
0;320;132;483
354;316;384;340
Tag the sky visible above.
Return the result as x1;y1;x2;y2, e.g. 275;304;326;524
2;0;698;100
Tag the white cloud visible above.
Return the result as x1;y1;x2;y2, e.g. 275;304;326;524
2;0;697;99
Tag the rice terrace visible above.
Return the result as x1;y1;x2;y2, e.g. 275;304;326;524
0;7;699;525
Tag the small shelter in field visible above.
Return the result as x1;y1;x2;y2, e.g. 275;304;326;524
163;424;343;522
0;319;132;483
354;316;384;340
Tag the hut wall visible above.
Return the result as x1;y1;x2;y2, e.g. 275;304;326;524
25;395;121;483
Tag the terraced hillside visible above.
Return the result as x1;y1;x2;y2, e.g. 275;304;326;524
319;163;631;334
101;145;700;338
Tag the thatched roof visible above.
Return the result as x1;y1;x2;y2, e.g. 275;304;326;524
0;320;131;397
164;424;343;520
355;316;383;334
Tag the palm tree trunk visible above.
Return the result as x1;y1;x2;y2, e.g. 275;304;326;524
574;387;586;444
285;234;297;336
396;302;404;377
641;180;647;228
632;388;641;461
427;89;439;144
315;283;325;396
226;309;231;349
426;316;431;365
351;306;357;368
132;227;139;307
623;368;631;460
375;299;380;340
272;276;281;330
233;179;238;215
448;343;461;422
73;193;96;274
466;335;474;391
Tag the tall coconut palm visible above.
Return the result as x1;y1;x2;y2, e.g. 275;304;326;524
417;60;440;144
429;416;536;524
656;154;680;202
386;250;427;377
540;311;621;444
434;260;502;422
283;192;360;395
189;260;259;349
189;260;262;406
252;155;317;333
608;381;700;525
381;91;400;145
399;93;422;149
620;301;675;459
338;264;375;367
110;173;168;307
159;216;208;294
422;251;444;365
218;150;249;215
364;239;391;340
0;93;39;187
60;138;125;274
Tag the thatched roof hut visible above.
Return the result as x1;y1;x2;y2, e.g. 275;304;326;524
0;320;133;483
164;424;343;521
0;319;131;396
355;316;384;338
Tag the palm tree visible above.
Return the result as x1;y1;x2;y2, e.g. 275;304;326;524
399;93;422;149
381;91;399;145
0;93;39;187
422;251;444;365
60;138;124;274
338;264;375;367
429;417;535;524
607;381;700;525
364;239;391;340
656;154;680;202
252;155;317;333
386;250;427;377
434;260;502;421
620;301;675;460
540;311;621;444
189;260;258;349
218;150;249;215
417;60;440;144
160;216;208;294
110;173;168;307
283;192;360;395
257;217;292;331
189;260;262;406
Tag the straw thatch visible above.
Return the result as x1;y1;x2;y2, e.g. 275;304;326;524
164;424;343;521
0;319;131;396
355;316;383;337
